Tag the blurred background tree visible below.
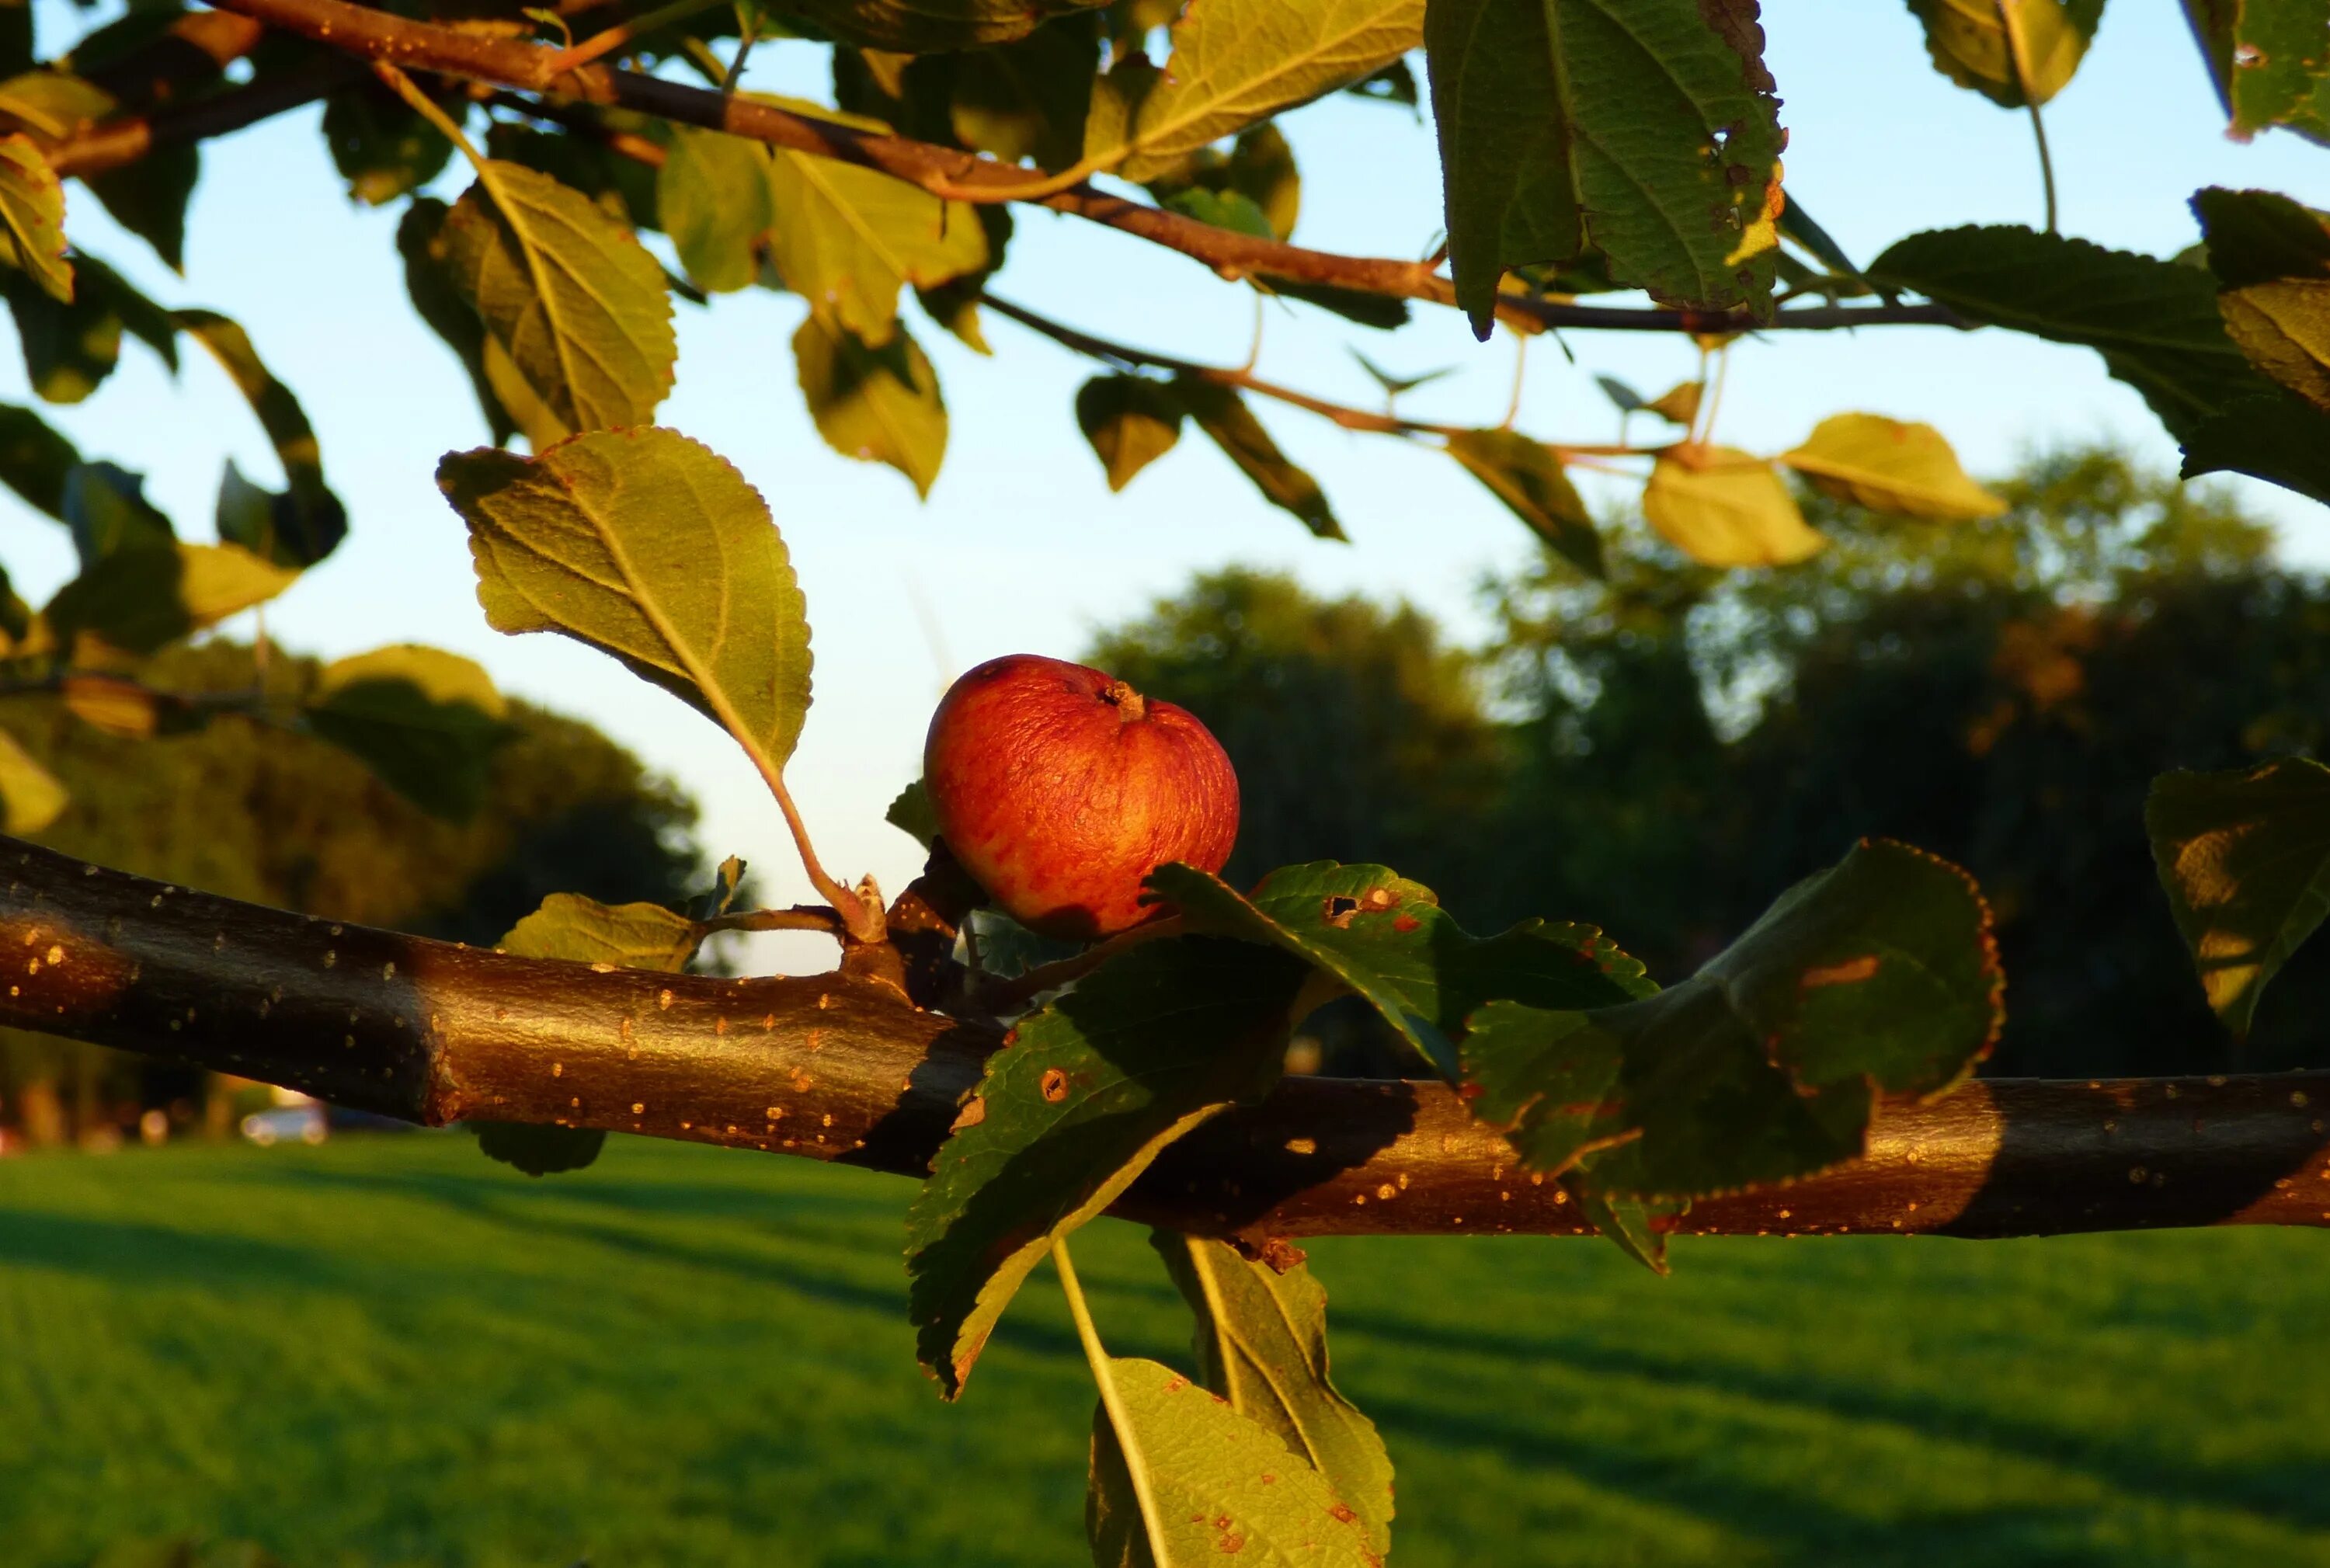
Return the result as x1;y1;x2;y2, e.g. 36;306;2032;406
1093;446;2330;1080
0;641;711;1147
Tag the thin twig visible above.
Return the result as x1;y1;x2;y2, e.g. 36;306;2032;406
975;915;1184;1013
697;905;848;938
544;0;727;73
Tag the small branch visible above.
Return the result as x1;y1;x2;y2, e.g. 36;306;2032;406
976;914;1184;1013
3;836;2325;1243
189;0;1965;339
1999;0;2060;234
697;904;847;938
543;0;727;74
48;54;366;179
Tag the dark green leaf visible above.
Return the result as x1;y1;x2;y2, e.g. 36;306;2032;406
440;427;815;777
2147;758;2330;1036
304;643;514;821
1424;0;1785;333
1074;373;1183;492
441;160;676;433
475;1121;607;1176
657;124;774;295
2178;388;2330;506
1445;427;1602;576
1226;123;1299;241
396;196;518;448
2;266;118;403
1254;275;1411;329
886;777;937;848
1594;374;1646;412
950;12;1097;172
1462;838;2001;1206
2185;0;2330;144
795;310;948;496
45;540;297;657
1344;56;1420;108
776;0;1107;51
322;78;454;207
1868;225;2273;440
915;202;1013;356
1150;1232;1395;1555
1171;374;1342;540
1349;349;1452;397
1083;1358;1380;1568
1151;858;1649;1082
83;143;196;273
0;397;78;520
63;459;172;565
1904;0;2104;107
176;307;346;567
1777;193;1869;283
904;936;1308;1397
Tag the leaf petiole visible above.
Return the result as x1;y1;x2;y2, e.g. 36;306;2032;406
1052;1236;1173;1563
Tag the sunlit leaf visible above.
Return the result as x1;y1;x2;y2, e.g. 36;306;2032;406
1084;1358;1380;1568
1424;0;1785;332
2147;758;2330;1036
905;936;1309;1397
1150;1232;1395;1555
795;311;948;496
2193;186;2330;412
1779;412;2007;520
1087;0;1421;182
1643;445;1824;568
657;125;774;295
1074;373;1183;492
0;131;68;302
440;427;813;777
1904;0;2103;107
0;725;64;833
442;160;676;433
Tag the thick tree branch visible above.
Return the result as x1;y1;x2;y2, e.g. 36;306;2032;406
2;836;2323;1244
189;0;1960;337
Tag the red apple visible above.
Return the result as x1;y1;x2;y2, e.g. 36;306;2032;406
923;654;1239;940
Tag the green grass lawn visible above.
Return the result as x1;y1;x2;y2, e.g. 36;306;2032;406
1;1133;2323;1568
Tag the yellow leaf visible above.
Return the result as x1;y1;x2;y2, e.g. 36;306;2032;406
0;726;65;833
1643;379;1702;426
1643;445;1824;568
1779;412;2007;520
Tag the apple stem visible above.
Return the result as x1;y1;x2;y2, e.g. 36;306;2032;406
1100;680;1146;721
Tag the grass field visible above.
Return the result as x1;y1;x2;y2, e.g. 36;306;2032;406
1;1134;2324;1568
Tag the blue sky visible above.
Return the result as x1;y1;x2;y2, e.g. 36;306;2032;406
4;2;2325;953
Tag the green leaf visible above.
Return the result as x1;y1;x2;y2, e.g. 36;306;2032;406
1904;0;2104;107
1159;184;1275;238
322;78;454;207
0;725;64;833
1150;859;1649;1082
304;644;513;821
176;308;347;567
950;12;1099;172
1347;57;1421;107
83;144;196;274
1350;349;1452;397
1868;225;2273;441
1779;412;2008;520
1149;1232;1395;1556
794;310;948;496
439;427;814;778
1255;274;1412;329
0;398;78;520
1594;374;1646;413
62;460;172;565
904;936;1309;1397
1087;0;1421;182
2179;387;2330;506
0;131;67;302
441;159;676;433
475;888;706;1175
45;541;298;657
657;125;774;295
777;0;1108;51
763;97;991;346
1083;1358;1382;1568
1643;446;1826;568
885;777;937;848
398;196;518;448
1777;194;1869;284
2146;758;2330;1036
1;266;114;403
2193;186;2330;412
1226;123;1301;241
2185;0;2330;143
1561;1184;1680;1274
1445;427;1602;577
1462;839;2001;1205
1075;373;1183;492
915;203;1014;356
1424;0;1785;334
1171;374;1343;540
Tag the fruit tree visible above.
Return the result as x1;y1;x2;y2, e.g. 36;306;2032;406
2;1;2328;1562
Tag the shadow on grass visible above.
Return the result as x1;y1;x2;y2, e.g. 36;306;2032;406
0;1210;356;1295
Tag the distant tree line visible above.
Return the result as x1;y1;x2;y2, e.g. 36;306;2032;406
1092;447;2326;1080
0;641;708;1146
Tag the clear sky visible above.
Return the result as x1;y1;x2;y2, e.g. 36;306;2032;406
4;2;2325;958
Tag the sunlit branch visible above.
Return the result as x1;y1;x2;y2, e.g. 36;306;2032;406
3;835;2325;1246
178;0;1963;338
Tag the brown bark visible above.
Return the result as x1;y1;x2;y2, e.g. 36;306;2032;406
2;836;2323;1242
